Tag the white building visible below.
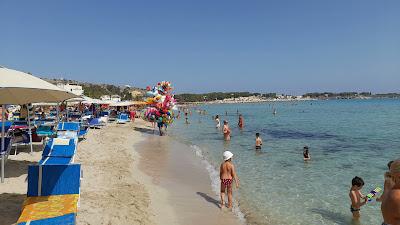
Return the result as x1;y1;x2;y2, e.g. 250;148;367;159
100;95;121;102
100;95;111;101
57;83;84;96
111;95;121;102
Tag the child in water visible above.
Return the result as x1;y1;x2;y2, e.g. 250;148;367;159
349;176;368;219
255;133;262;150
220;151;239;209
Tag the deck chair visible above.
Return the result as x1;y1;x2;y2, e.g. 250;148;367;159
36;125;55;138
17;164;81;225
88;118;102;129
116;113;129;124
57;122;80;140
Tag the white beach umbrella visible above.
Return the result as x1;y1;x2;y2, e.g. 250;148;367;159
0;66;78;182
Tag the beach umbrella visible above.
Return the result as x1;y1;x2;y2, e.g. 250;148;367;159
0;66;77;182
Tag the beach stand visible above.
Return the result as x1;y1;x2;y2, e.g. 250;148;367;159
0;66;77;182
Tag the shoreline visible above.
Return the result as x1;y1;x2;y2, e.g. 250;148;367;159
133;121;244;225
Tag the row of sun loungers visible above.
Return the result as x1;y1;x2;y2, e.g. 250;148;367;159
17;122;82;225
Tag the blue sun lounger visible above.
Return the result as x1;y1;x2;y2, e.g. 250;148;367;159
36;125;55;138
89;118;102;129
42;138;77;158
57;122;80;140
17;164;81;225
116;113;129;124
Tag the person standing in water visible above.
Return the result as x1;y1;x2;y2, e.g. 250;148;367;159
223;120;231;141
377;161;394;202
381;159;400;225
303;146;311;161
255;133;262;150
215;115;221;129
220;151;239;209
238;114;244;129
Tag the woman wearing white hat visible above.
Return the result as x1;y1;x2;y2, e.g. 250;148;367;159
220;151;239;209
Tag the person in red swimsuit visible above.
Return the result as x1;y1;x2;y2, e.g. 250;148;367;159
220;151;239;210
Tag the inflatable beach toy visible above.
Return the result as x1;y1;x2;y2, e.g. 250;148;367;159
366;187;382;202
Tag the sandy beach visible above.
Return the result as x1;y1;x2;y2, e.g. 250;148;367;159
0;119;243;225
76;119;242;225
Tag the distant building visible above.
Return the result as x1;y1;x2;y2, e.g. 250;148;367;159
100;95;111;101
100;95;121;102
111;95;121;102
57;83;84;96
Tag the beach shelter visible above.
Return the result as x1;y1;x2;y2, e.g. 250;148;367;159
0;66;77;182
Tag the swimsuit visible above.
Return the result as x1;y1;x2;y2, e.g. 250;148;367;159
221;179;232;188
350;206;360;213
256;146;261;150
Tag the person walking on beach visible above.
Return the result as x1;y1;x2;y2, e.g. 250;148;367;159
220;151;239;210
238;114;244;129
223;120;231;141
255;133;262;150
303;146;311;161
349;176;368;220
381;159;400;225
215;115;221;129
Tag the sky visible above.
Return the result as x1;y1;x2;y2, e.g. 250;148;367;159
0;0;399;94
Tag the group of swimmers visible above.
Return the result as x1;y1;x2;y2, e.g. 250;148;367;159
349;160;400;224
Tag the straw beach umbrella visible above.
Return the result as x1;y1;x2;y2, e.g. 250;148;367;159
0;66;77;182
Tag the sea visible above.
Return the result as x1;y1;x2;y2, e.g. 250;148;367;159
168;99;400;225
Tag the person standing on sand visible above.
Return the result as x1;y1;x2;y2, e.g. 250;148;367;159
223;120;231;141
238;114;244;129
220;151;239;210
381;159;400;225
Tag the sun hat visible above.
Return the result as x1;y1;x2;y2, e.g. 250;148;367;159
223;151;233;161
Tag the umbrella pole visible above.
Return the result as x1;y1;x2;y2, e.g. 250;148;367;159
56;103;60;124
1;105;5;183
27;105;33;154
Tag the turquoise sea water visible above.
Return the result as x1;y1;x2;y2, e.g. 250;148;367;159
169;99;400;225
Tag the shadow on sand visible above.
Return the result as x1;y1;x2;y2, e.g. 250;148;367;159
133;127;157;135
4;159;36;179
196;192;220;209
0;193;26;224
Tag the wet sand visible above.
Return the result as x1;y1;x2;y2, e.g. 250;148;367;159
135;127;243;225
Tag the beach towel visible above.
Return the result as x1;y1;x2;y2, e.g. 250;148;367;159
17;194;78;225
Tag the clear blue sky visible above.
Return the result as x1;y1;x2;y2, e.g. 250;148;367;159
0;0;399;94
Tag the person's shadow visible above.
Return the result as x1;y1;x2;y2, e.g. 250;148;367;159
310;208;354;225
196;192;220;208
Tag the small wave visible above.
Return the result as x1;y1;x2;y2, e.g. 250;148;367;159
190;144;246;223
